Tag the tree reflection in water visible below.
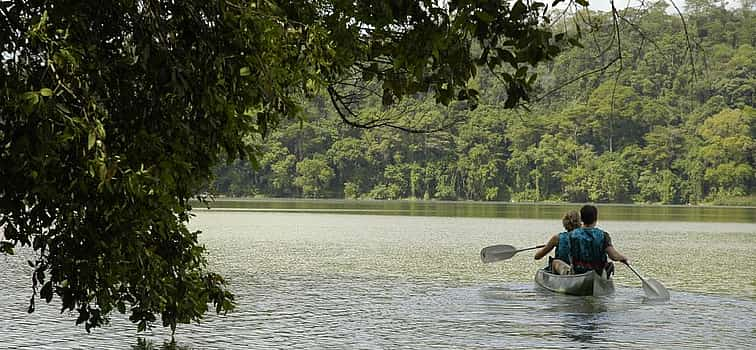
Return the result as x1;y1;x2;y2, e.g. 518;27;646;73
131;338;193;350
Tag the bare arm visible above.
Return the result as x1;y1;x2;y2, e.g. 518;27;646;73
606;245;628;263
534;235;559;260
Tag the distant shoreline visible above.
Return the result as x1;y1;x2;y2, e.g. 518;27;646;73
193;196;756;209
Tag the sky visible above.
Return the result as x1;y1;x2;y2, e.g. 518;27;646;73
586;0;684;11
543;0;696;14
582;0;743;12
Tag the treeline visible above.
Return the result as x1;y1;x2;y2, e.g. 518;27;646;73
210;2;755;205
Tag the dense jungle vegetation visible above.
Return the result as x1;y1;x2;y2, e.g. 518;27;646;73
3;0;587;331
212;2;755;205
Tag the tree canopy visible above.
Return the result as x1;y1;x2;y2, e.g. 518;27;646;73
1;0;577;332
210;1;755;205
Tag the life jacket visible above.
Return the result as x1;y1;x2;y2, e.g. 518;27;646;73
554;231;571;264
565;227;608;274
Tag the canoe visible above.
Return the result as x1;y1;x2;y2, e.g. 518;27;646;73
534;267;615;296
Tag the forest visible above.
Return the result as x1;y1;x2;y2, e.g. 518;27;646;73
211;2;755;205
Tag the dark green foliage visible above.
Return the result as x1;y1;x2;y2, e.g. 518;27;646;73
212;3;755;205
1;0;573;332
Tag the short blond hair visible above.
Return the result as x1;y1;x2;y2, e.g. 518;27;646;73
562;210;581;231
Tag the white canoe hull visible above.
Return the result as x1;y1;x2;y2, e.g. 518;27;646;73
534;268;615;296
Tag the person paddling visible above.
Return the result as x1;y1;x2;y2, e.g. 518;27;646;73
535;205;629;275
534;210;581;275
569;205;628;275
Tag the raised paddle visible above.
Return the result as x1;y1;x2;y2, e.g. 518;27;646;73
480;244;545;263
623;262;670;301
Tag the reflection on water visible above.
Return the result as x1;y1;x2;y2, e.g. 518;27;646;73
0;210;754;349
199;198;756;223
477;284;755;349
132;339;191;350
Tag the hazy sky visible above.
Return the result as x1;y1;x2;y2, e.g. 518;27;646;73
579;0;688;12
565;0;685;13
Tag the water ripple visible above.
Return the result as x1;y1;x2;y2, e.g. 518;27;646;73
0;212;754;349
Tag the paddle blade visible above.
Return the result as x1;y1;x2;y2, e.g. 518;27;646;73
480;244;517;263
642;278;670;301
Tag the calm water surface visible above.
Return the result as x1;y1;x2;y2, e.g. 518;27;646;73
1;201;754;349
201;198;756;223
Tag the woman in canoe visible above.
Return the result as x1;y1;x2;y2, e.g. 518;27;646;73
534;205;629;275
533;210;581;275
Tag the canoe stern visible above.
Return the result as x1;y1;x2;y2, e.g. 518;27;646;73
535;268;614;296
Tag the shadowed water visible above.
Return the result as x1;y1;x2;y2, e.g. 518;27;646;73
1;204;754;349
199;199;756;223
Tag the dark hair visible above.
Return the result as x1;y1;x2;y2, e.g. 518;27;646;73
580;205;598;225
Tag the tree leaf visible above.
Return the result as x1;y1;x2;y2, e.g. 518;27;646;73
476;11;494;23
88;130;96;150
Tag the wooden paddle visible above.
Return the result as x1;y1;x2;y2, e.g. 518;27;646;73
623;262;670;301
480;244;545;263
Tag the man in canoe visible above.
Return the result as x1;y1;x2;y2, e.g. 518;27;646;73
534;205;629;275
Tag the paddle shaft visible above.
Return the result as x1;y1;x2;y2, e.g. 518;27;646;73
623;262;646;283
517;245;545;253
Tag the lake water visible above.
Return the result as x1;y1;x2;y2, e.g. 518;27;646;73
1;200;755;349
